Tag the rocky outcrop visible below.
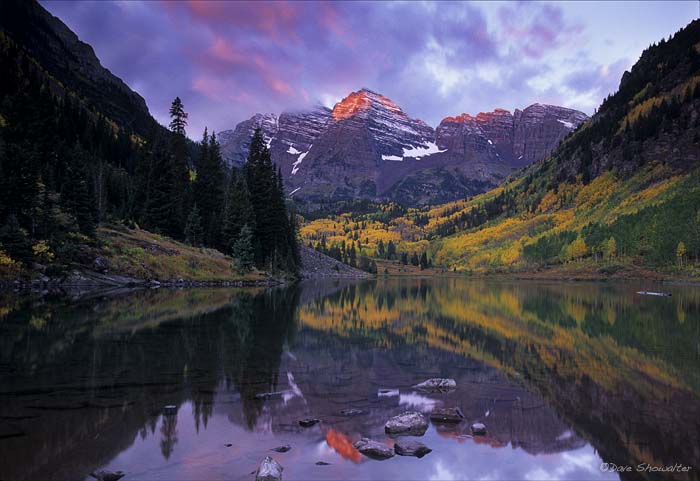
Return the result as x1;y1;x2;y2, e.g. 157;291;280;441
298;245;369;279
512;104;589;168
219;106;332;170
218;113;279;168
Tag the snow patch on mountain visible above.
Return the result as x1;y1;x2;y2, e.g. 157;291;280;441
557;119;575;129
402;141;446;159
292;147;311;175
287;145;301;155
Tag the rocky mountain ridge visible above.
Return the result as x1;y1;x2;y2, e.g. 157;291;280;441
219;89;588;206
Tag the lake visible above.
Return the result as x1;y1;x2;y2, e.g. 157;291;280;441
0;279;698;481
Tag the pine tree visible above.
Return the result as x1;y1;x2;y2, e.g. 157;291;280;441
222;171;255;254
193;129;224;246
167;97;191;238
143;138;176;234
420;251;428;270
62;143;97;236
243;128;298;272
411;251;420;266
232;223;255;271
184;204;203;247
387;240;396;260
169;97;188;135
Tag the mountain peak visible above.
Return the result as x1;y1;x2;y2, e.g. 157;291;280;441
441;108;516;124
332;88;401;120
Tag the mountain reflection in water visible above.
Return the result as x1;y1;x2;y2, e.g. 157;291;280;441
0;279;698;481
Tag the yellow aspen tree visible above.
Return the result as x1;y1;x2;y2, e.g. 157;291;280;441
604;237;617;261
676;241;686;268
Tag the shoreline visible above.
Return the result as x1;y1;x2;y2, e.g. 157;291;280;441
3;264;698;295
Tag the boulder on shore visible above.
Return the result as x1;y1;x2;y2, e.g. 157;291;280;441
354;438;395;460
413;378;456;393
394;439;432;458
256;456;283;481
430;407;465;423
385;411;428;436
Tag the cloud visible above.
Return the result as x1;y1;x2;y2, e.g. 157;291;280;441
497;2;583;59
39;0;695;136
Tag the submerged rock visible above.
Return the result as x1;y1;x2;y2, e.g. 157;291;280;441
430;407;465;424
315;461;331;466
353;438;395;460
255;391;287;400
271;444;291;453
298;418;320;427
413;378;456;393
90;471;125;481
255;456;283;481
471;422;487;435
394;440;432;458
340;408;364;416
385;411;428;436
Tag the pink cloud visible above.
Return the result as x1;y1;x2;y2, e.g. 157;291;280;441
498;3;583;59
209;36;244;64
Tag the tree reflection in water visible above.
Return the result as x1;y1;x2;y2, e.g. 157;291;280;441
0;279;698;481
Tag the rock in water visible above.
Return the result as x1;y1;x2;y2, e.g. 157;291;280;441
255;391;286;400
394;440;432;458
385;411;428;436
315;461;331;466
353;438;395;460
340;408;364;416
271;444;291;453
471;422;487;435
430;407;465;423
413;378;456;393
298;418;320;427
255;456;283;481
90;471;125;481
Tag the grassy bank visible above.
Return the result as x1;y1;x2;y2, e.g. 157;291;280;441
98;226;269;282
0;225;270;284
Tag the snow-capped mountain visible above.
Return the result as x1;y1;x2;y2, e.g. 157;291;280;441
219;88;588;205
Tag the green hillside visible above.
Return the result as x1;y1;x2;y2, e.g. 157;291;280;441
302;20;700;278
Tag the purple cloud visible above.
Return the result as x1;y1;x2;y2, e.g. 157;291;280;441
39;0;698;137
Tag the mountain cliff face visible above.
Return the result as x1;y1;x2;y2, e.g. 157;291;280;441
222;89;588;206
0;0;157;137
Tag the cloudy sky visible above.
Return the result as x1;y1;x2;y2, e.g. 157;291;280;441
41;0;698;137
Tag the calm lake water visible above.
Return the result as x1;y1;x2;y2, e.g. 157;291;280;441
0;279;698;481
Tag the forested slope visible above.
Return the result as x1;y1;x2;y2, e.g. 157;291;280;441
301;20;700;277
